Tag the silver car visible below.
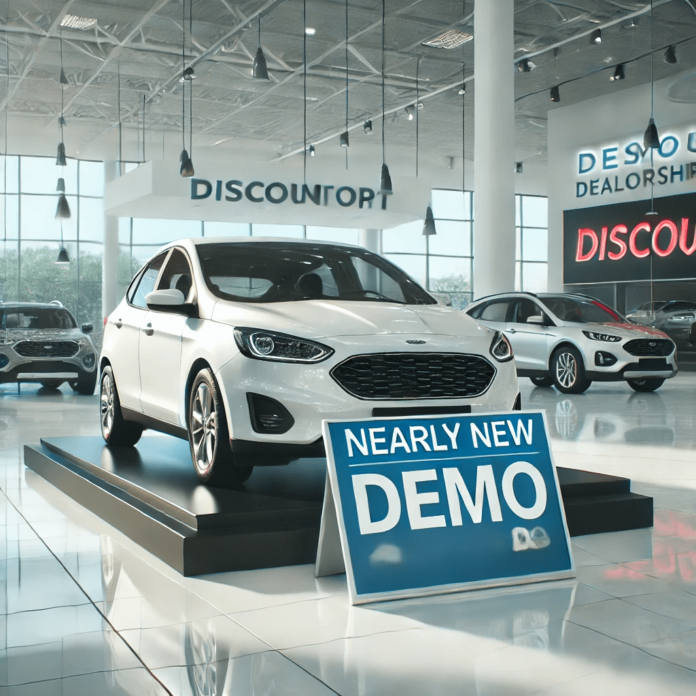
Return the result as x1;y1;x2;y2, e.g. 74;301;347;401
0;302;98;394
465;292;677;394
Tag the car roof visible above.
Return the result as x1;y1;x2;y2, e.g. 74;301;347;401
468;291;598;306
0;302;69;310
165;236;361;250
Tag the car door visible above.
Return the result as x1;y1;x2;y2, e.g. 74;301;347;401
505;298;553;371
109;253;167;412
138;247;194;425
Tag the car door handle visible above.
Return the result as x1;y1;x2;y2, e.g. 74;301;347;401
143;323;154;336
114;318;122;329
507;328;517;334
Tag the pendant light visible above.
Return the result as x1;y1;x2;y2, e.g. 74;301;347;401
253;16;270;80
340;0;349;160
179;0;194;177
418;58;435;236
643;0;660;151
55;224;70;264
55;28;70;226
378;0;392;195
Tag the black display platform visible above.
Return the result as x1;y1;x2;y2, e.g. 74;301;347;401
23;436;653;576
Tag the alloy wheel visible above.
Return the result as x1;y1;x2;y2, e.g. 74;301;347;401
191;383;217;475
556;352;577;388
100;373;114;438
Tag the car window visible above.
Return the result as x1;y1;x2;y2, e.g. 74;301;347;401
540;295;624;323
512;299;545;324
196;242;435;305
157;248;195;302
479;300;511;322
662;301;696;313
130;253;167;309
0;308;76;329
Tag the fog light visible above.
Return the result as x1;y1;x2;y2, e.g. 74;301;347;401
595;351;617;367
247;393;294;434
83;353;95;368
0;354;8;369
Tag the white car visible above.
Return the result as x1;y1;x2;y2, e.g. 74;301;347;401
466;292;677;394
100;238;519;486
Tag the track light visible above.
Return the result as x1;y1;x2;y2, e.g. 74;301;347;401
56;177;65;192
517;59;534;73
550;86;560;102
55;247;70;265
379;163;393;196
610;64;625;81
307;144;315;156
56;142;67;166
643;117;660;150
364;119;373;134
179;149;194;177
422;205;436;236
664;46;677;64
590;29;602;45
179;66;196;82
55;194;71;220
340;131;349;147
405;105;415;120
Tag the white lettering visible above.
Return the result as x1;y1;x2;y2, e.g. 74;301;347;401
346;428;368;457
430;425;448;452
442;422;460;449
443;466;503;525
471;422;491;448
390;427;411;454
402;469;446;530
508;418;533;446
491;421;510;447
409;426;432;452
368;427;388;455
502;461;547;520
352;474;402;534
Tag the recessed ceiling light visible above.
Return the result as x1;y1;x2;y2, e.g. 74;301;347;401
423;29;473;50
305;27;316;35
60;14;97;30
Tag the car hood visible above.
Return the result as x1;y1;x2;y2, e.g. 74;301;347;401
211;300;487;339
1;328;86;342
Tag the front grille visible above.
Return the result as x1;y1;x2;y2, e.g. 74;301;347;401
14;340;79;359
332;352;496;400
623;339;674;357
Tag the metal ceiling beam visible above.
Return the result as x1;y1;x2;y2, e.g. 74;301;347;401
0;0;78;113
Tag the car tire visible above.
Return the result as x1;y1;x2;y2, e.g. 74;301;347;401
627;378;665;392
551;346;592;394
530;376;553;388
100;366;143;447
70;371;97;395
40;380;63;389
188;368;253;487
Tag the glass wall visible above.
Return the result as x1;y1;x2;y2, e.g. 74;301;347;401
0;155;105;328
516;194;548;293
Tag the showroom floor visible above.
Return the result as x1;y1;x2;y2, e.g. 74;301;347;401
1;378;696;695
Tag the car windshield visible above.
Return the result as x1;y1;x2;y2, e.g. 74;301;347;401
196;242;436;305
0;307;76;329
539;295;625;324
631;301;667;313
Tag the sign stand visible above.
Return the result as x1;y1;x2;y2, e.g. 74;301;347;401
315;476;345;578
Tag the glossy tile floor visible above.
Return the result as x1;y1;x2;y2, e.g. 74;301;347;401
1;376;696;695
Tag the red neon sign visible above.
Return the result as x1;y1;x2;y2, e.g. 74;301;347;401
575;217;696;262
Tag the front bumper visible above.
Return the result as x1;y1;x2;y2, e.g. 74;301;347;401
215;335;520;450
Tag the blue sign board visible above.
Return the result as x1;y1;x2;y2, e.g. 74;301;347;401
320;411;574;604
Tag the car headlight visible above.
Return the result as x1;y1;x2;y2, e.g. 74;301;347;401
234;328;334;363
582;331;621;342
490;331;513;362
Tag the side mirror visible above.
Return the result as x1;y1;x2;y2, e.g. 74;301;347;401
146;289;185;308
526;315;544;325
81;323;94;334
430;292;452;307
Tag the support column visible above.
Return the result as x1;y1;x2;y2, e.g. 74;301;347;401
473;0;516;298
102;161;120;322
359;229;381;254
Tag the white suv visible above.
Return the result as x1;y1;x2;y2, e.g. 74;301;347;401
466;292;677;394
100;238;519;486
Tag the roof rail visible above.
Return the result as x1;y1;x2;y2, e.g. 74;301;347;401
49;300;63;307
471;291;538;303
